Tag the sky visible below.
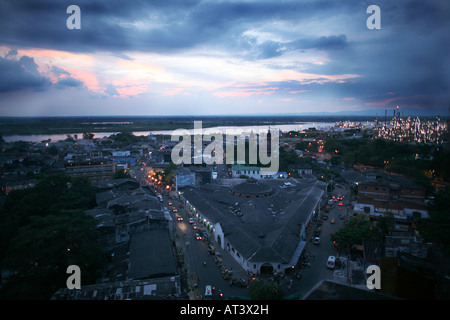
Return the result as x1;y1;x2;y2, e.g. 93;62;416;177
0;0;449;117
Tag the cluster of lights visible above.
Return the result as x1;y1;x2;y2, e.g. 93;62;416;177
374;114;447;144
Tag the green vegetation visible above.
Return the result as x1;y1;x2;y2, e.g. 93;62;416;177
0;174;104;299
248;280;284;300
416;187;450;255
155;162;177;185
330;216;382;250
323;137;449;194
113;169;132;180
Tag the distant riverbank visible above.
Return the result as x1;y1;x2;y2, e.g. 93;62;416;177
1;115;378;143
3;121;342;143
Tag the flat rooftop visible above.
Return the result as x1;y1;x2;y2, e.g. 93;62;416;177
128;229;178;280
181;178;325;264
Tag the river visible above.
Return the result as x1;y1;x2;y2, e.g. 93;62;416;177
3;121;362;143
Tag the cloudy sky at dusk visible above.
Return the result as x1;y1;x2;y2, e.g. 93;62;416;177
0;0;449;117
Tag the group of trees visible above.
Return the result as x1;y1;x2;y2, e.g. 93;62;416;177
330;185;450;256
324;137;449;193
415;187;450;255
0;174;105;299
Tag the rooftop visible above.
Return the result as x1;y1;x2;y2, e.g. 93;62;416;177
51;275;182;300
128;229;178;280
181;178;325;264
303;280;398;300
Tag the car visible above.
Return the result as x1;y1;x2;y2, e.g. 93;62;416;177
338;202;343;206
313;237;320;245
314;227;321;236
193;224;198;230
322;215;328;220
195;233;202;240
189;218;195;224
172;209;178;213
327;256;336;269
176;215;183;221
330;218;335;224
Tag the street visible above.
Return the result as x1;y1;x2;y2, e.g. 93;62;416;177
294;192;351;297
166;195;250;300
145;170;362;300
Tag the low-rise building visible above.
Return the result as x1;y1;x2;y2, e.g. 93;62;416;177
178;178;325;275
356;175;428;225
231;164;261;179
65;160;117;181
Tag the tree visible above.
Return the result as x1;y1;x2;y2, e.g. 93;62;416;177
162;162;177;185
416;187;450;255
82;132;94;140
0;212;104;299
331;216;381;250
113;169;131;180
0;174;104;299
377;212;395;236
47;144;59;156
248;280;284;300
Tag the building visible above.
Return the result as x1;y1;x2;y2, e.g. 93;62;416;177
0;178;39;195
51;275;183;300
57;181;184;300
356;175;428;227
178;178;325;275
231;164;261;179
65;160;117;181
174;166;213;191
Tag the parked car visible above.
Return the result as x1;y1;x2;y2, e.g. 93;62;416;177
314;227;321;236
327;256;336;269
189;218;195;224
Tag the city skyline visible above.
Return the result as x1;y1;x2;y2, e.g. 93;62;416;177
0;0;449;117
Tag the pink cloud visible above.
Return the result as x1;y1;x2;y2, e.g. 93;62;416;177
162;88;185;96
212;82;278;98
365;96;402;106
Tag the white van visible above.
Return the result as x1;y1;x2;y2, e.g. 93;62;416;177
327;256;336;269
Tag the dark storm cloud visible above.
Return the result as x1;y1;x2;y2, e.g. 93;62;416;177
0;52;85;93
0;0;448;114
244;34;349;60
0;0;351;53
0;54;51;93
55;77;84;89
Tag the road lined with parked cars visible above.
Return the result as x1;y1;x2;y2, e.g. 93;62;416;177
293;187;353;296
148;171;355;299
